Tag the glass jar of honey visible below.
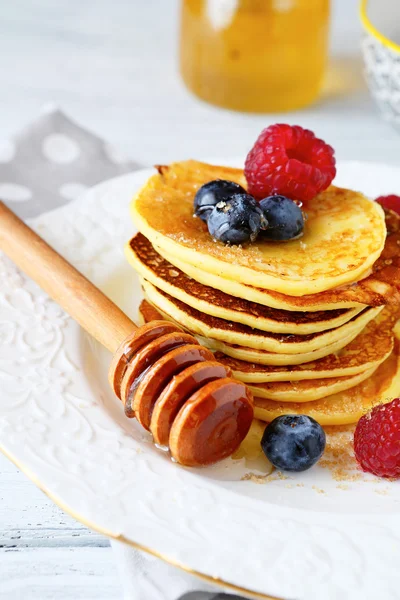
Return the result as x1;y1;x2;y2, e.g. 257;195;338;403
180;0;330;113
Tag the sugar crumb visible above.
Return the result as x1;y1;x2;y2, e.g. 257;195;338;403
336;483;349;491
241;472;268;484
319;425;361;482
271;470;290;481
241;470;290;485
374;487;389;496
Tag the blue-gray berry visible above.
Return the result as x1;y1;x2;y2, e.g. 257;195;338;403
261;415;326;472
207;193;268;245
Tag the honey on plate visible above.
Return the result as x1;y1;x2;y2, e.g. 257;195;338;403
180;0;330;113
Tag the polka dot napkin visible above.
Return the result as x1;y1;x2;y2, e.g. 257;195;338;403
0;106;140;219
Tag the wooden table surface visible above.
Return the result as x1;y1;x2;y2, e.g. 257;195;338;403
1;1;399;598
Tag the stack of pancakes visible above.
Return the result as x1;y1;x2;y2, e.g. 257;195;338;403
126;160;400;429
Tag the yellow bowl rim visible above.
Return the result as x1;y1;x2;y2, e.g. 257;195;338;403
360;0;400;53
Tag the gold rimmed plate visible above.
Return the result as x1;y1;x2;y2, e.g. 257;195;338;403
1;161;400;600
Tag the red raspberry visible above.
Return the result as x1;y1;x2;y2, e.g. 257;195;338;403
354;398;400;479
376;195;400;216
244;124;336;203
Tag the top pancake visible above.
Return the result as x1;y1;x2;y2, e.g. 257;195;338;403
156;207;400;311
126;233;363;334
130;160;386;297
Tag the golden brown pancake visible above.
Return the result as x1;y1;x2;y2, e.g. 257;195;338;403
127;232;363;334
247;367;376;402
253;341;400;426
196;333;364;366
137;299;400;423
139;300;395;381
130;160;386;296
139;300;377;366
154;207;400;311
141;278;382;354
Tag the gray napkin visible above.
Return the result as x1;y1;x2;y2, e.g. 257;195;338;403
0;105;141;218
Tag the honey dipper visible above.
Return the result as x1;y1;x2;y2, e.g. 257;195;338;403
0;202;253;467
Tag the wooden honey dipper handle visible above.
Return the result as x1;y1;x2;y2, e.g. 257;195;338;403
0;201;136;353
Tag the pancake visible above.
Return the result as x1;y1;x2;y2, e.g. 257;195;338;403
130;160;386;296
217;315;393;381
139;299;363;366
254;340;400;426
127;233;363;334
139;299;377;365
155;208;400;312
141;279;382;354
139;300;395;379
199;334;369;366
248;366;376;402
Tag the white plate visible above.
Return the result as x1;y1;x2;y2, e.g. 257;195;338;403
1;160;400;600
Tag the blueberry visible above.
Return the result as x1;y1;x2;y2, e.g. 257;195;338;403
207;193;268;245
194;179;246;222
259;195;304;241
261;415;326;472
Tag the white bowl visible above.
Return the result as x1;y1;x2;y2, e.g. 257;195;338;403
361;0;400;125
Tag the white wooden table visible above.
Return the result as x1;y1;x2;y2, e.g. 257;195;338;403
1;1;400;598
